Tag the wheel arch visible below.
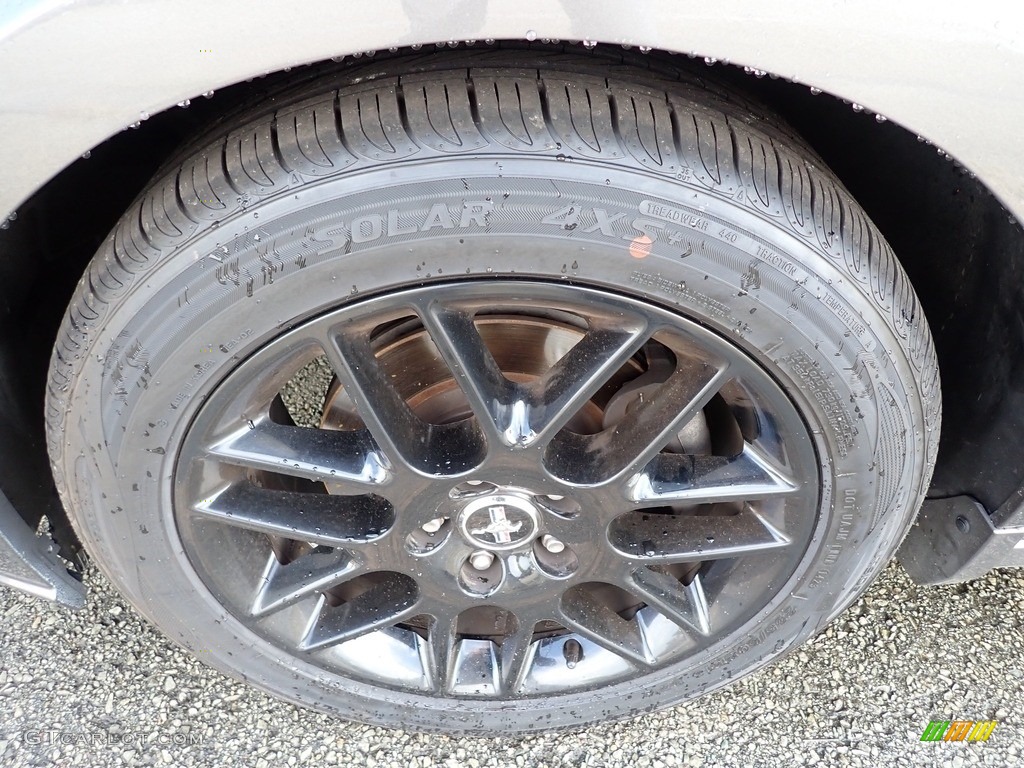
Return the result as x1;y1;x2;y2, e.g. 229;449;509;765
3;1;1024;223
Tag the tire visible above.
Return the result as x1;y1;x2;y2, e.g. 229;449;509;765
46;50;940;734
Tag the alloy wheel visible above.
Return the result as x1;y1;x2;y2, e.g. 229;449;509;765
175;280;820;697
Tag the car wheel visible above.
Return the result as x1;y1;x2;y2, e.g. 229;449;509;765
46;51;939;734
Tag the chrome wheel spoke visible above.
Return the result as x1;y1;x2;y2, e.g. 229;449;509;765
319;328;424;461
609;358;731;479
191;484;393;546
619;567;711;637
418;300;650;449
417;301;517;445
627;445;799;507
425;606;462;693
529;324;650;444
498;615;539;694
558;588;651;666
205;419;388;488
320;327;482;474
609;505;791;564
547;358;730;483
250;549;364;618
298;574;420;651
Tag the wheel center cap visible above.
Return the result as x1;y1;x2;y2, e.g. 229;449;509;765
459;494;539;551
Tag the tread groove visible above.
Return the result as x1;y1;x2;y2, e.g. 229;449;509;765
269;119;294;175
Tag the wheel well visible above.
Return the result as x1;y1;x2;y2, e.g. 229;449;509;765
1;44;1020;556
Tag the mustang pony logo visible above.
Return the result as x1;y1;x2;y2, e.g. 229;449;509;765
470;506;523;544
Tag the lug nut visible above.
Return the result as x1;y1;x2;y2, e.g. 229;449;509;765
469;550;495;571
541;534;566;554
421;517;446;534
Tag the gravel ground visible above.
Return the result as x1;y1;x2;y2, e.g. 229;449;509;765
0;560;1020;767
